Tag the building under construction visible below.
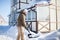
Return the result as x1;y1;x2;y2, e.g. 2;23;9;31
9;0;60;33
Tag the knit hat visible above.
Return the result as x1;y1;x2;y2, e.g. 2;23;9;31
23;9;28;14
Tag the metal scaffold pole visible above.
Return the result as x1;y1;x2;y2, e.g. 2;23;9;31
49;4;51;32
55;0;58;30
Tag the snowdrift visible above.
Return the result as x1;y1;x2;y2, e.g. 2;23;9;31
0;26;60;40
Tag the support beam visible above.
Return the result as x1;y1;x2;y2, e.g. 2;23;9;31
55;0;58;30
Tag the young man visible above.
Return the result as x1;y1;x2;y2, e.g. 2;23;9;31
17;3;44;39
17;9;28;40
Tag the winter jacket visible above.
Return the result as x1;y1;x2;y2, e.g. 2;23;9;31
17;13;26;27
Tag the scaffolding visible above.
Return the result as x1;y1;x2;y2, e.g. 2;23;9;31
9;0;60;33
25;0;60;33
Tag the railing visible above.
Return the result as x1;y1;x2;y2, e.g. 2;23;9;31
38;21;50;33
26;21;38;33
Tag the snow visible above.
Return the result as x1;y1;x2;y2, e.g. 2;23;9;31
0;26;60;40
36;1;49;4
0;35;13;40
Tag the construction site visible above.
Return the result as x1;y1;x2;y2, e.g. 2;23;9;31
0;0;60;40
9;0;60;33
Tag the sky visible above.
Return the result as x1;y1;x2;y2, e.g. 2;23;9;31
0;0;11;25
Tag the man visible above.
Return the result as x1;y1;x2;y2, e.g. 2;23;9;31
17;9;28;40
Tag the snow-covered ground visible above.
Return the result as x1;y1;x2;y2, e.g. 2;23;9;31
0;35;14;40
0;26;60;40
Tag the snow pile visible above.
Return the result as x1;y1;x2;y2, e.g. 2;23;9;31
0;35;13;40
24;29;60;40
6;26;18;39
38;31;57;40
24;29;58;40
0;26;60;40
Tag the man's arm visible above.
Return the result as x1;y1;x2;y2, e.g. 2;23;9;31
22;14;26;27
